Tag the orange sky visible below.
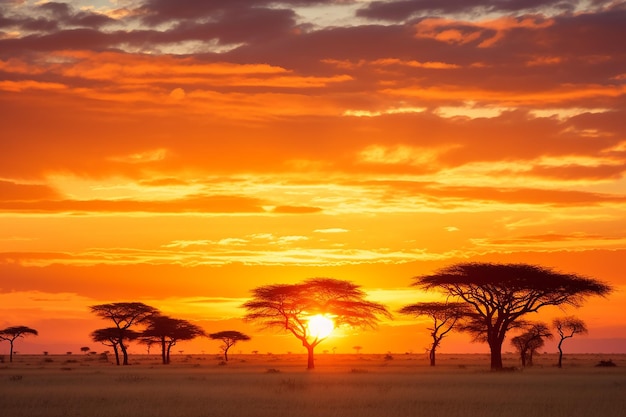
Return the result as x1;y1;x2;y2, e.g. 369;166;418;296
1;0;625;357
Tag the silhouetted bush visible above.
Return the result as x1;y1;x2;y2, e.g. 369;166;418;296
596;359;617;367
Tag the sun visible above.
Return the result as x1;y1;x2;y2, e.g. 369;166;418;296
307;314;334;339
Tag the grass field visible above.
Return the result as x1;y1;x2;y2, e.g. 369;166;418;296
1;353;624;417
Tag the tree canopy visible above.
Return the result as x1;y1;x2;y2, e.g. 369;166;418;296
242;277;390;369
413;262;611;370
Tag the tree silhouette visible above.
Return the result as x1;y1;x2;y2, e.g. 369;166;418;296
140;315;206;364
90;302;158;365
208;331;251;362
510;322;552;367
0;326;38;362
353;345;362;354
413;262;611;370
399;302;469;366
242;277;390;369
553;316;588;368
91;327;141;365
80;346;90;354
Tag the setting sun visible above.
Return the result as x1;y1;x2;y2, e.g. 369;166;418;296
307;314;334;340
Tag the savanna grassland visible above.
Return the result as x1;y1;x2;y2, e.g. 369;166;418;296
1;353;624;417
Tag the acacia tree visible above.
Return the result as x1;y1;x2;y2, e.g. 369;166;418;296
91;327;141;365
0;326;38;362
413;263;611;370
510;322;552;367
399;302;468;366
553;316;588;368
209;331;251;362
139;315;206;364
90;302;158;365
242;278;390;370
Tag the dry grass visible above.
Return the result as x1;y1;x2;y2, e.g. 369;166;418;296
1;353;625;417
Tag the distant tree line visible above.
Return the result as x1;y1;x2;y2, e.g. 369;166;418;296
89;302;250;365
0;262;612;371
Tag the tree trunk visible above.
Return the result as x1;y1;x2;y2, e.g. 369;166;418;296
9;341;14;363
113;345;120;365
430;336;439;366
520;348;527;368
489;339;504;370
120;343;129;365
161;338;167;364
306;344;315;370
557;339;564;368
224;347;229;362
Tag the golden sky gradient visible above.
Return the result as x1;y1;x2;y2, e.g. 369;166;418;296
1;0;625;356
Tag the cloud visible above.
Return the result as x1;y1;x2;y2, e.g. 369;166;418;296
357;0;580;21
109;148;168;164
162;240;210;248
271;205;323;214
472;232;626;251
0;180;59;201
0;195;268;214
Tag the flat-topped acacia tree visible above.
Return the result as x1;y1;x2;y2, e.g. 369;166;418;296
553;316;588;368
510;322;553;368
413;263;611;370
0;326;38;363
90;302;158;365
398;302;469;366
140;315;206;364
209;331;251;362
242;278;390;370
91;327;141;366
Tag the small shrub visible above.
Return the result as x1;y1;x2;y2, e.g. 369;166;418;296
596;359;617;367
351;368;368;373
384;354;394;361
266;368;280;373
9;375;23;381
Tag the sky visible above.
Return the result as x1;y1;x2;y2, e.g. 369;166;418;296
1;0;625;357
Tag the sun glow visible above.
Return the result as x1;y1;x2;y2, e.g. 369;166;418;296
307;314;334;339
